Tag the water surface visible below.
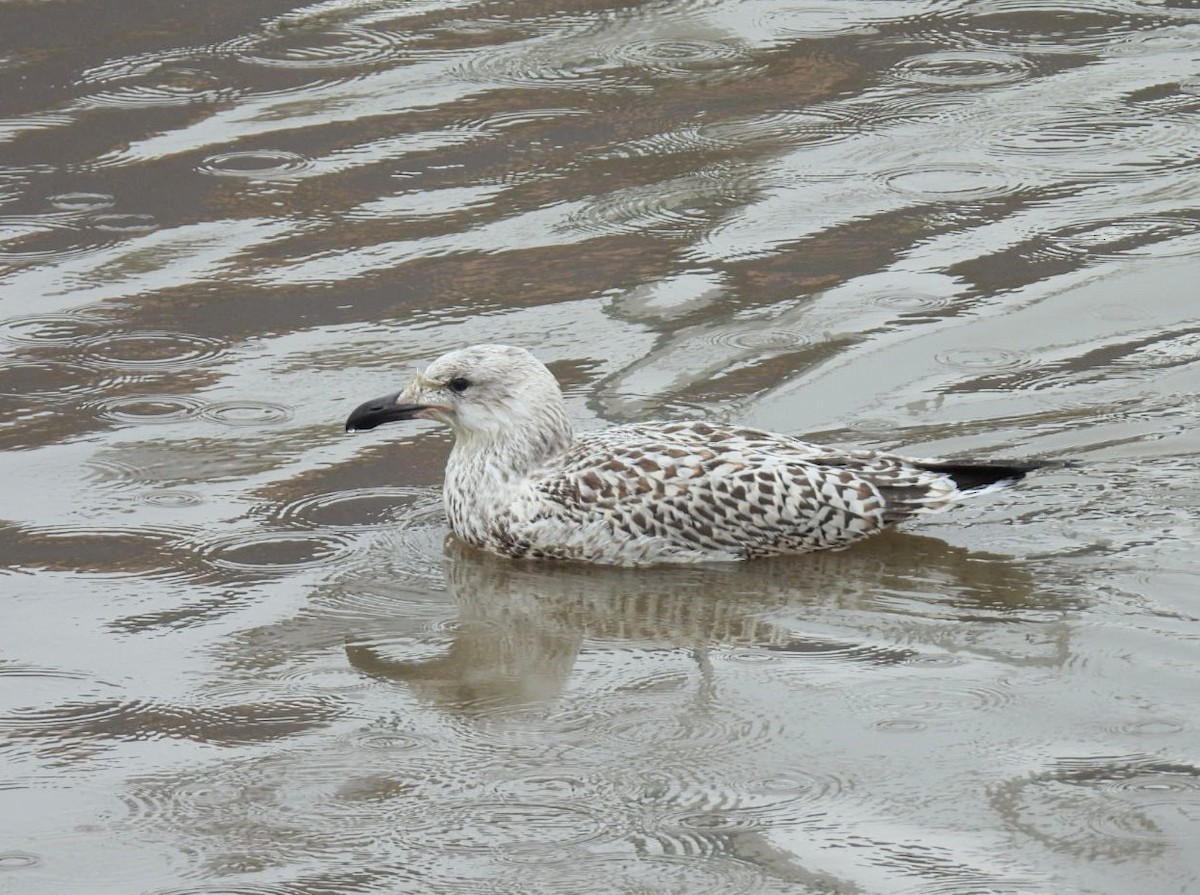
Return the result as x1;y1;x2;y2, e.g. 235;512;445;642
2;1;1200;893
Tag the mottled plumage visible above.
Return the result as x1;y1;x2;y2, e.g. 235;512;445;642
346;344;1052;565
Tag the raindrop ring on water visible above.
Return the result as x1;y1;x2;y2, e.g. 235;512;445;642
0;313;107;345
877;163;1024;201
197;150;312;180
79;331;227;370
91;213;158;234
93;394;207;425
889;50;1035;88
272;486;439;531
0;852;41;871
47;192;116;212
225;26;412;70
199;401;294;426
190;529;359;574
935;346;1033;372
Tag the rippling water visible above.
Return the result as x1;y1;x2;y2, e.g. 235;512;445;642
2;1;1199;893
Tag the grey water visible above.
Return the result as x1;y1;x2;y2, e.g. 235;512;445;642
2;1;1199;893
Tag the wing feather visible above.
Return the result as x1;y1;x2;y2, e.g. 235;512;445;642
531;422;951;556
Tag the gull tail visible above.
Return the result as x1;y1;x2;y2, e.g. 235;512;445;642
915;458;1075;495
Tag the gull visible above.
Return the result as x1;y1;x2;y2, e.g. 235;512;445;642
346;344;1056;565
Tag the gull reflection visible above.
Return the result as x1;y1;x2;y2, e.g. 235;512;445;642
345;532;1071;714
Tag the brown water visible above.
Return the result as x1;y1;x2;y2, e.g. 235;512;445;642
3;1;1200;893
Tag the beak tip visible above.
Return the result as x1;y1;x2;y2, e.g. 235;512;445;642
345;391;425;432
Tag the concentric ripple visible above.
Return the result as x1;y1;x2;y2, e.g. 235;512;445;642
0;664;100;726
608;38;758;80
93;394;206;425
0;852;40;871
513;853;765;895
995;758;1200;859
619;107;865;158
225;25;414;70
79;331;226;370
751;4;923;38
395;799;609;853
0;216;97;264
0;360;113;399
90;212;158;234
187;529;360;575
82;66;229;108
854;675;1017;720
4;524;190;578
47;192;116;212
1047;216;1200;262
0;313;107;346
272;486;440;531
868;291;956;315
935;346;1034;372
945;0;1160;54
138;490;205;509
877;162;1024;201
994;111;1149;158
199;400;294;426
196;150;313;180
889;49;1036;88
703;326;823;353
622;763;860;834
453;42;629;90
566;173;746;239
575;681;787;761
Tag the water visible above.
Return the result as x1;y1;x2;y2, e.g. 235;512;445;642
2;1;1199;892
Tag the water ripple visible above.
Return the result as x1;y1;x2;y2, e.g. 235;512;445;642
453;41;633;91
515;853;765;894
935;346;1034;372
855;675;1018;720
995;757;1200;860
395;799;610;853
0;360;117;399
272;486;440;531
944;1;1164;54
0;313;107;346
1;524;192;579
90;212;159;234
196;150;312;180
82;67;230;108
0;852;40;871
704;326;824;353
93;394;206;425
623;763;861;832
187;529;361;576
890;49;1037;87
199;400;294;426
79;331;227;370
0;216;102;264
47;192;116;212
876;162;1026;200
138;490;205;509
224;25;415;71
618;107;866;158
608;38;760;82
1047;215;1200;262
565;168;751;239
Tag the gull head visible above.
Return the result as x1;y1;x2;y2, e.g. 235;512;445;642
345;344;570;446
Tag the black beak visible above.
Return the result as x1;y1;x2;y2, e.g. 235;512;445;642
345;392;428;431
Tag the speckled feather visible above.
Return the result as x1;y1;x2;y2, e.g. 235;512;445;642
347;344;1049;566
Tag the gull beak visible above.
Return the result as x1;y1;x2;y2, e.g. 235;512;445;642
345;391;429;432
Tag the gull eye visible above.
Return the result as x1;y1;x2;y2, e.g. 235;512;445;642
447;377;471;394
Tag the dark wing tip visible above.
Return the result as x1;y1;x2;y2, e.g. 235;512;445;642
914;458;1075;492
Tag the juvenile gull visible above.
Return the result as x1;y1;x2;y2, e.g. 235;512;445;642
346;344;1053;565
